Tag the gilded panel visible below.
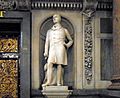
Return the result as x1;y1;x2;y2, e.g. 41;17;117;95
0;38;18;52
0;60;18;98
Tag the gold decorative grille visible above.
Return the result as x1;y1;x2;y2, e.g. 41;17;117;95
0;38;18;52
0;60;18;98
0;37;19;98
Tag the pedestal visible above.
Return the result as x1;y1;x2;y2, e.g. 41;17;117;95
42;86;72;98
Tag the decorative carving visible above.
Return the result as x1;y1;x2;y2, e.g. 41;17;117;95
82;0;98;18
0;0;30;10
31;0;112;11
0;60;18;98
82;0;97;84
16;0;31;10
0;38;18;52
0;0;113;11
0;0;17;10
84;18;93;84
31;0;83;10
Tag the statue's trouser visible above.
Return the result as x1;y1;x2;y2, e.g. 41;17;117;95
57;64;62;85
46;63;64;86
47;63;53;84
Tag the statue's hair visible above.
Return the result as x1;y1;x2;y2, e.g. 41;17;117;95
53;14;61;22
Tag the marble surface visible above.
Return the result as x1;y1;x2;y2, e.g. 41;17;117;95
42;86;68;91
42;86;72;98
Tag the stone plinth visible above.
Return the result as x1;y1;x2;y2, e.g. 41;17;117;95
42;86;72;98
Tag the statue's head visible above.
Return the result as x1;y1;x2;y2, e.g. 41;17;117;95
53;14;61;23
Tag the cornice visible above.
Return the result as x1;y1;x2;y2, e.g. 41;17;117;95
31;0;112;11
0;0;112;11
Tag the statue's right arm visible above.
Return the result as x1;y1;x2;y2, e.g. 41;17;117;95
44;31;49;58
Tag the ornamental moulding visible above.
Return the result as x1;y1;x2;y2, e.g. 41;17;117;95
0;0;112;11
31;0;112;11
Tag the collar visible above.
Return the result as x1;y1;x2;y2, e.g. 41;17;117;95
51;23;62;31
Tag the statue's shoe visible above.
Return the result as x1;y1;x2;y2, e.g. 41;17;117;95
57;83;62;86
42;83;50;87
50;83;56;86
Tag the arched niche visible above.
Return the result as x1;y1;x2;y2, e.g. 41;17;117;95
39;15;74;87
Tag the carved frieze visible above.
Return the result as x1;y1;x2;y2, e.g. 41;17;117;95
16;0;31;10
31;0;112;11
0;0;16;10
0;0;113;11
0;0;30;10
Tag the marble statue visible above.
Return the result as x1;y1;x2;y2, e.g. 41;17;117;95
42;14;73;87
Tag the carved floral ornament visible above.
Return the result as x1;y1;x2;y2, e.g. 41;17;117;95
84;19;93;84
82;0;98;84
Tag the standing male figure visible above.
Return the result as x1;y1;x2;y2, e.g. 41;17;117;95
42;14;73;87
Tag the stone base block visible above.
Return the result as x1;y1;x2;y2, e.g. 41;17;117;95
42;86;72;98
108;76;120;89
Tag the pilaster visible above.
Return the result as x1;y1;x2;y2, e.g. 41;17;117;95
108;0;120;89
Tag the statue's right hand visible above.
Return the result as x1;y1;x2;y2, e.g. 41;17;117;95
63;42;68;49
44;53;48;60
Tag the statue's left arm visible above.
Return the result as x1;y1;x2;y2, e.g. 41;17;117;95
64;29;73;48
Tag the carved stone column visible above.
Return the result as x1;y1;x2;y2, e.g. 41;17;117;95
108;0;120;89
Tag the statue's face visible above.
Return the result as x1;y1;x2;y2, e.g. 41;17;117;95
53;14;61;23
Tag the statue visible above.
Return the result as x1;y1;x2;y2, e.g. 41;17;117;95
42;14;73;87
